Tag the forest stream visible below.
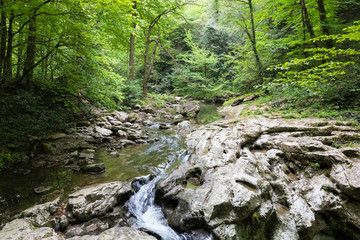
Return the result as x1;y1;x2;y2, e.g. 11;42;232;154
0;103;219;239
1;102;360;240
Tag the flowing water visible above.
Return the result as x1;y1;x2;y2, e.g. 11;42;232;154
126;152;190;240
0;117;219;238
0;127;185;227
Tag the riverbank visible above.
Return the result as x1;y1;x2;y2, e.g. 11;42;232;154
1;100;360;240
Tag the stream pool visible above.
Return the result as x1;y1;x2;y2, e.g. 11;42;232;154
0;128;185;227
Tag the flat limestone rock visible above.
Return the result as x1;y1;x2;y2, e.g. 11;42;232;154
66;226;157;240
0;219;64;240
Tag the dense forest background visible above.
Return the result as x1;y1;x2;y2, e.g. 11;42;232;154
0;0;359;168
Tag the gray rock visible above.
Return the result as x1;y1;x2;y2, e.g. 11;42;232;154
113;111;128;122
79;152;94;159
67;181;131;222
119;139;136;147
81;163;105;173
158;117;360;239
0;219;64;240
331;162;360;200
34;186;52;194
64;218;109;238
66;226;157;240
17;195;62;226
128;130;143;141
94;126;112;137
117;130;127;139
127;113;138;123
143;120;153;126
180;101;200;117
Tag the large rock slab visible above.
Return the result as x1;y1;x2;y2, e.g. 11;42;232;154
0;219;64;240
66;226;157;240
158;117;360;239
67;181;131;222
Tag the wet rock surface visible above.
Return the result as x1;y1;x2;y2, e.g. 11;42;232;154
158;116;360;240
67;181;131;222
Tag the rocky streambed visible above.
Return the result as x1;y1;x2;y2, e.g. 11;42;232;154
1;102;360;240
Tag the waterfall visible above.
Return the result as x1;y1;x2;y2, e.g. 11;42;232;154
126;174;183;240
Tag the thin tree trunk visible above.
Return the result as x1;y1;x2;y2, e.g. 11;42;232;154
248;0;263;81
22;16;37;86
15;33;24;80
0;0;6;86
317;0;332;47
3;10;14;83
143;25;153;81
300;5;308;57
299;0;316;39
143;31;161;97
129;1;137;81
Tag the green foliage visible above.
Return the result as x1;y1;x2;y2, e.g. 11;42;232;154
121;80;144;110
266;21;360;106
143;93;175;109
0;148;21;171
169;31;231;100
0;88;91;144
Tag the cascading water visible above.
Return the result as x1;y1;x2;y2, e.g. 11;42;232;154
125;151;190;240
126;174;183;240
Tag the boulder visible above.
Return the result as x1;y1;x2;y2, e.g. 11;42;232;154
127;113;138;123
180;102;200;117
113;111;129;122
17;195;62;226
81;163;105;174
79;149;95;159
0;219;64;239
67;181;131;222
94;126;112;137
64;218;109;238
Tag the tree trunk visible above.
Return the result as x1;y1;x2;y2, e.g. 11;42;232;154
300;5;308;57
22;16;37;86
0;0;6;86
143;25;153;81
143;31;161;97
213;0;219;22
129;1;137;81
15;33;24;80
248;0;263;81
299;0;316;39
3;10;14;84
317;0;332;47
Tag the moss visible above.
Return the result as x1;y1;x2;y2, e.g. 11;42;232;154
185;182;201;189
